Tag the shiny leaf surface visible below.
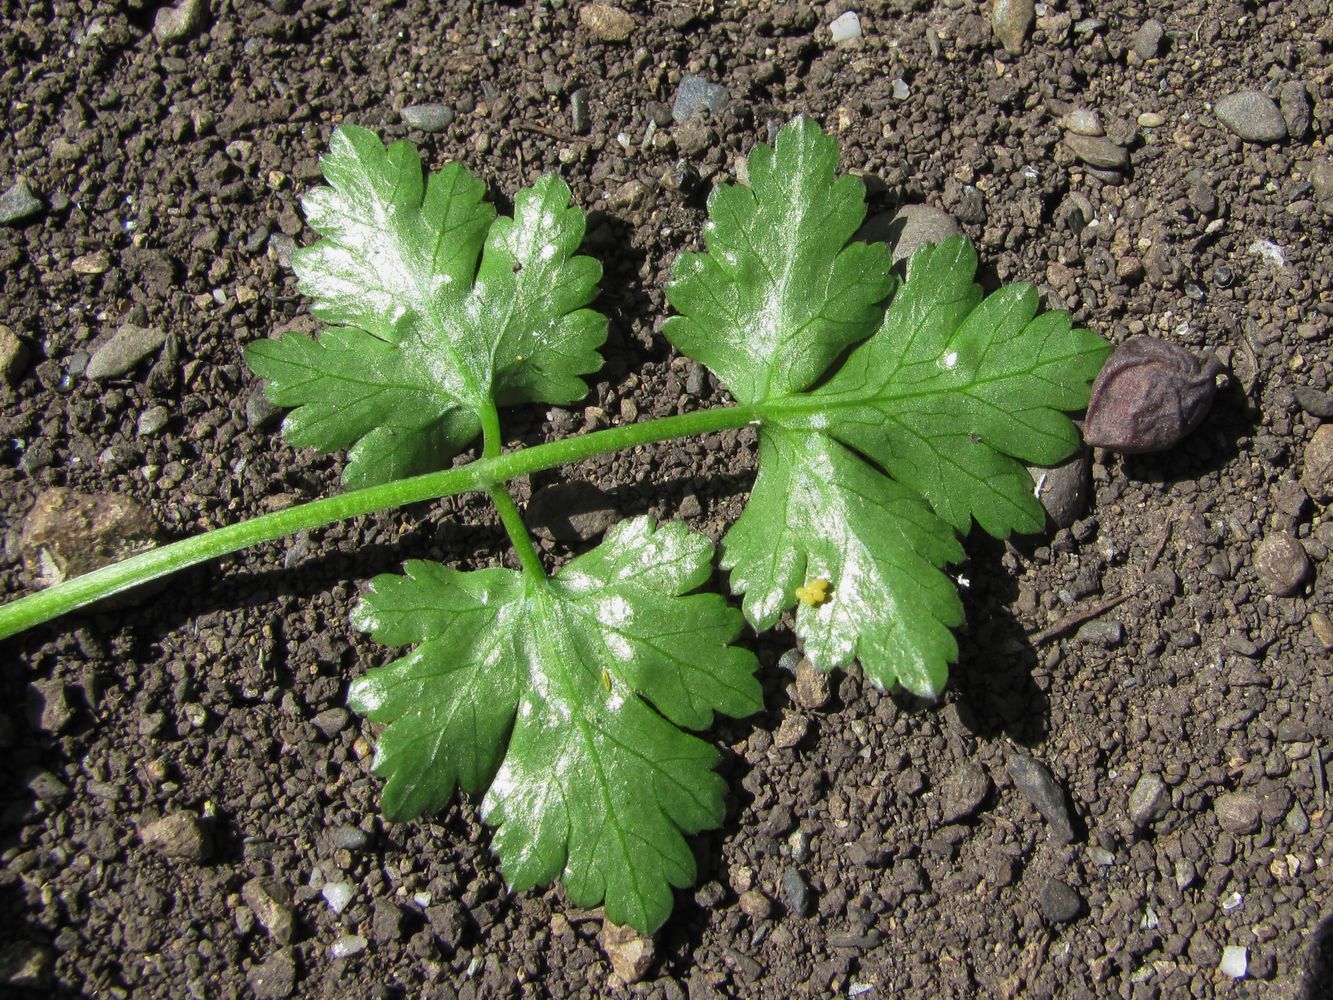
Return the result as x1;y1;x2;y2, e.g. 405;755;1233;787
663;116;893;405
245;125;606;487
348;517;761;932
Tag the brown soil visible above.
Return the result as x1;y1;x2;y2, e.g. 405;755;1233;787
1;1;1330;997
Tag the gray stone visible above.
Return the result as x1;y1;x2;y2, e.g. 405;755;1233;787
1311;158;1333;215
829;11;861;44
1293;386;1333;420
139;812;212;862
137;406;170;437
0;181;43;226
570;89;590;135
525;481;617;543
0;324;30;384
1278;81;1312;139
1030;449;1091;528
1215;91;1287;143
1037;878;1083;923
1128;773;1169;828
26;678;73;734
1214;791;1261;834
671;74;728;123
1075;620;1123;647
242;878;295;945
330;934;367;960
780;867;811;916
1064;133;1129;170
329;824;369;851
399;104;454;133
372;899;405;943
247;947;296;999
992;0;1034;54
1132;19;1165;60
1007;754;1076;842
85;322;167;379
153;0;208;44
1253;533;1310;596
246;388;284;430
939;763;991;823
859;205;962;266
311;707;349;738
26;769;69;801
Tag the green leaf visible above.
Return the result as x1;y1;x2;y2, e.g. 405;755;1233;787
348;517;761;932
722;427;964;696
791;238;1112;537
663;115;893;405
245;125;607;487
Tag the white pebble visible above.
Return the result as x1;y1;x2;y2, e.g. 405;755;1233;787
322;881;354;915
830;11;861;43
1219;945;1247;979
331;934;368;960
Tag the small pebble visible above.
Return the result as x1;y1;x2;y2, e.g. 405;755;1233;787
139;812;212;862
1215;90;1287;144
891;78;911;102
780;868;811;916
859;204;961;266
137;406;170;437
330;824;369;851
330;934;367;960
153;0;207;44
1061;109;1103;137
312;707;350;738
1301;424;1333;502
1075;620;1123;647
1174;857;1196;889
773;713;809;749
939;763;991;823
86;322;167;380
1214;791;1261;834
1253;534;1310;596
242;878;295;945
1131;19;1164;60
1064;133;1129;170
599;922;654;984
0;180;44;226
1278;81;1312;139
992;0;1035;54
399;104;454;133
1007;754;1075;843
321;881;354;915
739;889;772;920
671;75;728;123
570;89;590;135
792;660;830;710
579;3;634;42
1219;945;1248;979
1293;386;1333;420
0;323;30;384
247;948;296;999
1137;112;1165;128
1030;449;1090;528
1037;878;1083;923
829;11;861;44
1128;773;1169;828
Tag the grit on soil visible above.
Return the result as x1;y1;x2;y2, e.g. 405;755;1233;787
1;1;1331;997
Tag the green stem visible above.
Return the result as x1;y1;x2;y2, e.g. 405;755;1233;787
0;404;758;639
478;401;546;581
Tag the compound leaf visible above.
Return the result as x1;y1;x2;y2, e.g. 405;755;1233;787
663;116;893;405
245;125;607;487
348;517;761;933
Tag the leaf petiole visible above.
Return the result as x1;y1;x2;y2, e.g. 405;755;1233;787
0;404;758;640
